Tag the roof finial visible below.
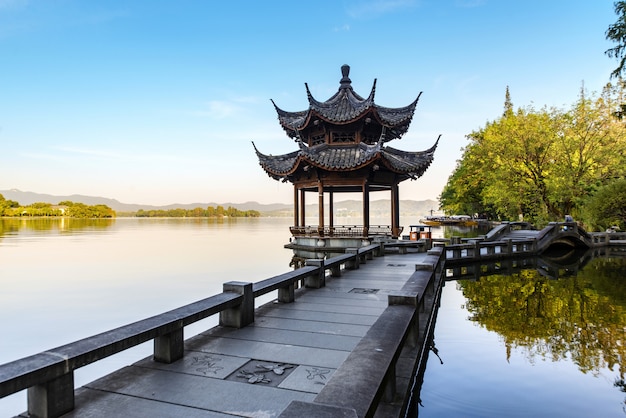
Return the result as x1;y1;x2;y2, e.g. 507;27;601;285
340;64;351;88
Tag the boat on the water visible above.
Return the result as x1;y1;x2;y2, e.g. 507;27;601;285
420;215;479;227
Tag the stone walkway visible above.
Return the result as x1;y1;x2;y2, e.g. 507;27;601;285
52;251;429;418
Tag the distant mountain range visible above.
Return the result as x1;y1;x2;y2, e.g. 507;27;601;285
0;189;439;216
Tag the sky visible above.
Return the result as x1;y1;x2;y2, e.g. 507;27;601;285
0;0;619;206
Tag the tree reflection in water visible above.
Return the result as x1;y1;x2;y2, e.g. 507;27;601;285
459;255;626;407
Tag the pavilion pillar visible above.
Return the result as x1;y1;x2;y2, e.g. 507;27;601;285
363;182;370;237
318;181;324;236
391;182;400;238
300;189;306;226
293;185;299;227
329;191;334;229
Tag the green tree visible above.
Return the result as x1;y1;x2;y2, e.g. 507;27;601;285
441;84;626;226
584;178;626;230
606;1;626;79
0;194;20;216
439;143;496;218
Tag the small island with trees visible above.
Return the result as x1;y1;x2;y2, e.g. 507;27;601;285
0;194;260;219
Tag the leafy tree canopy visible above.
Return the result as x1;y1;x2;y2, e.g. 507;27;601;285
606;1;626;79
584;178;626;230
440;83;626;227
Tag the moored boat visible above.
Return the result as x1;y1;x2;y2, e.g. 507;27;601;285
420;215;478;227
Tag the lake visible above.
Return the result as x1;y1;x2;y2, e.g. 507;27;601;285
1;218;625;417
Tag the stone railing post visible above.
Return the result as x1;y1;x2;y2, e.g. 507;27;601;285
278;281;295;303
330;263;342;277
220;281;254;328
154;325;184;363
305;259;325;288
28;372;75;418
345;248;360;269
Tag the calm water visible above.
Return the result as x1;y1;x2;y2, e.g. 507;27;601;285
0;217;297;416
1;218;624;417
420;253;626;417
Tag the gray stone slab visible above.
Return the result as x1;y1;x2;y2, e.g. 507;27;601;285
266;301;385;316
295;293;388;307
204;325;361;351
189;336;349;369
246;316;371;337
65;388;231;417
278;364;336;393
296;288;388;303
322;283;406;294
136;352;249;379
278;400;357;418
259;307;378;326
86;365;315;417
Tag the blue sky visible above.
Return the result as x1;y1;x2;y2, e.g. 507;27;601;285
0;0;618;206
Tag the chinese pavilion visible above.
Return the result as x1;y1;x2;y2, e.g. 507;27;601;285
254;65;439;253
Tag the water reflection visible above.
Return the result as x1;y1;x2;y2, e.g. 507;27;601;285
421;252;626;417
460;255;626;370
0;217;115;237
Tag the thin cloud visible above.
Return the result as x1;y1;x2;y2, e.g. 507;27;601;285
193;96;262;119
45;146;188;164
346;0;417;20
333;24;351;32
0;0;28;11
455;0;486;8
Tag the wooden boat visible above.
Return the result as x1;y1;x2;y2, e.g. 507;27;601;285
420;215;479;227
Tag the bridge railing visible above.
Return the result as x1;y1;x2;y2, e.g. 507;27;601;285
484;221;535;242
280;246;445;418
443;238;537;264
0;244;383;418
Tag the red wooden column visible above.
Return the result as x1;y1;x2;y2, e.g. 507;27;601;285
300;189;306;227
293;185;299;227
329;190;334;231
391;182;400;238
363;181;370;237
318;181;324;235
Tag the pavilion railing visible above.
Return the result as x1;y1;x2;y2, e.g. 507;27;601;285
289;225;398;238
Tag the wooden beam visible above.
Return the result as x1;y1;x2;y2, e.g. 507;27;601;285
391;183;400;238
363;181;370;236
293;185;299;227
300;189;306;226
329;190;334;228
318;180;324;233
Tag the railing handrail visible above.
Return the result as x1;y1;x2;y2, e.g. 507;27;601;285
0;291;242;398
291;247;444;417
0;243;386;416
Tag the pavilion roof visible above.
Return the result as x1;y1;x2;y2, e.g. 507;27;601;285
252;137;439;182
272;65;421;143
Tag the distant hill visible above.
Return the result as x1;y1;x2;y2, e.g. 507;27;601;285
0;189;439;216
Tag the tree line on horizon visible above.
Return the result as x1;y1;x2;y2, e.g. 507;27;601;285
130;205;260;218
0;194;115;218
0;194;260;219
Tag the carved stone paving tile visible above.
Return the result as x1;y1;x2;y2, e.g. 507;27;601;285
225;359;297;388
278;365;336;393
349;288;380;294
137;352;248;380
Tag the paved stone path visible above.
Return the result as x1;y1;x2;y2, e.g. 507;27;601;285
55;251;428;417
